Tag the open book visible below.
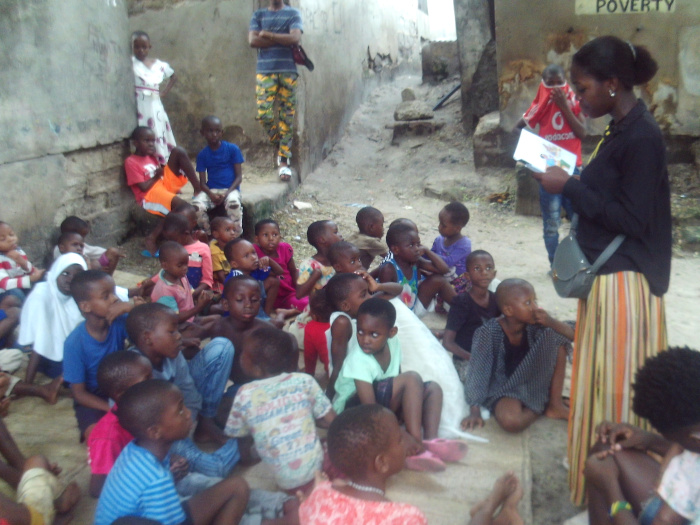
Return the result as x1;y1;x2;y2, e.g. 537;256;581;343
513;128;577;175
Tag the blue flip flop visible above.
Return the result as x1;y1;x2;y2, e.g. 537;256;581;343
141;249;160;258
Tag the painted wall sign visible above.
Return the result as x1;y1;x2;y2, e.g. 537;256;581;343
575;0;676;14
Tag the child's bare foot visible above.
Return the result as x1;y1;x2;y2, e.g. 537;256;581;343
401;429;425;456
40;376;63;405
54;481;81;514
0;373;11;400
494;476;524;525
470;471;519;519
544;400;570;420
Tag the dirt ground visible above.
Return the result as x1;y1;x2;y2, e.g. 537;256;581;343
7;75;698;524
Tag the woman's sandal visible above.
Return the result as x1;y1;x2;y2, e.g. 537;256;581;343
422;438;468;463
278;165;292;182
405;450;446;472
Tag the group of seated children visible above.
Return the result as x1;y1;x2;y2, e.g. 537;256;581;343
0;193;602;525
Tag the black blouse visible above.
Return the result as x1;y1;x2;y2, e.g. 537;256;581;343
562;100;672;296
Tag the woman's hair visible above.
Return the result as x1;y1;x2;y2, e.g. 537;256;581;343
633;346;700;433
572;35;657;90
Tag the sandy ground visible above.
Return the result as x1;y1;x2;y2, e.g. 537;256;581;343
3;75;698;525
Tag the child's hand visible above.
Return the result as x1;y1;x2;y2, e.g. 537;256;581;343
197;291;213;308
533;307;552;327
209;192;224;205
29;268;46;283
153;167;164;180
595;421;653;452
356;270;379;293
461;414;484;431
169;454;189;482
105;247;126;263
550;88;569;110
5;250;30;271
136;278;155;298
132;297;146;307
417;245;428;257
258;256;271;269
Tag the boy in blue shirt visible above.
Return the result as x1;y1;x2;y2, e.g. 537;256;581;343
95;379;250;525
63;270;140;440
192;115;244;236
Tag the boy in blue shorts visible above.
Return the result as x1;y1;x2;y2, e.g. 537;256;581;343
63;270;141;440
192;116;244;236
95;379;250;525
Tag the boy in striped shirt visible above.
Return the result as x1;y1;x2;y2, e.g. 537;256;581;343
95;380;249;525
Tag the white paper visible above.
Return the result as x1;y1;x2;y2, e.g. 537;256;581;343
513;128;578;175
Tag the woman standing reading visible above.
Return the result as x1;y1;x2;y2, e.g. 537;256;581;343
533;35;672;504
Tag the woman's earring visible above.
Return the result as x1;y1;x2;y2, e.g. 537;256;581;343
609;89;616;98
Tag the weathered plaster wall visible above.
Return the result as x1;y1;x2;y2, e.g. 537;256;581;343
128;0;428;179
495;0;700;136
1;0;136;258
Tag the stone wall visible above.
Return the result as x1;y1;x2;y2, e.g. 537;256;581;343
495;1;700;136
1;0;136;260
128;0;428;180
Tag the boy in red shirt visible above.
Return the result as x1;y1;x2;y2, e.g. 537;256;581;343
515;64;586;265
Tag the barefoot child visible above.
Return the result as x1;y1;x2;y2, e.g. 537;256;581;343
224;238;284;319
210;217;238;292
377;222;455;316
299;404;428;524
225;327;335;493
0;221;45;302
345;206;388;270
254;219;308;311
53;216;124;275
95;380;250;525
192;115;244;236
151;241;212;323
63;271;141;439
333;298;466;471
126;303;235;447
432;202;472;296
443;250;500;382
132;31;177;164
462;278;572;433
584;347;700;525
469;472;524;525
124;126;201;257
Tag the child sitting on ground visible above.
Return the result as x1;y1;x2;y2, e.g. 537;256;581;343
299;404;427;524
296;220;343;299
462;278;572;433
88;351;153;497
127;302;234;447
328;241;365;274
432;202;472;296
208;276;294;392
225;326;335;493
124;126;201;257
0;221;45;302
584;347;700;525
254;219;308;312
224;238;284;319
192;115;244;236
95;380;250;525
325;272;472;439
0;415;80;525
377;222;455;315
303;289;333;376
161;212;214;298
345;206;388;270
210;217;238;293
53;216;124;274
443;250;500;383
151;241;212;323
333;298;466;471
63;270;141;439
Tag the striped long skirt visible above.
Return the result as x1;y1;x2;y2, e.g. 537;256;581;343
567;271;667;505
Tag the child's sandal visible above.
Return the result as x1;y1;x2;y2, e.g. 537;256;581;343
422;438;468;463
278;165;292;182
404;450;446;472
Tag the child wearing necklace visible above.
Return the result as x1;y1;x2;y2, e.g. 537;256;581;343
299;404;427;524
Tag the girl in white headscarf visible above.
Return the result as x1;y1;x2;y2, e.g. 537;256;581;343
20;253;88;385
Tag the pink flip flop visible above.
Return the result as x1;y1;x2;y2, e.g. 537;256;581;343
422;438;468;463
405;450;446;472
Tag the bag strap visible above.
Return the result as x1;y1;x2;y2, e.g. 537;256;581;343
570;213;625;273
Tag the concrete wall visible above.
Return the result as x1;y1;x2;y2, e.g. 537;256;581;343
128;0;428;179
495;1;700;136
1;0;136;258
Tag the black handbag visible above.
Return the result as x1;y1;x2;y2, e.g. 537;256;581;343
291;45;314;71
551;214;625;299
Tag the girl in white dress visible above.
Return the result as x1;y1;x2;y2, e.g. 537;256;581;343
132;31;177;164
